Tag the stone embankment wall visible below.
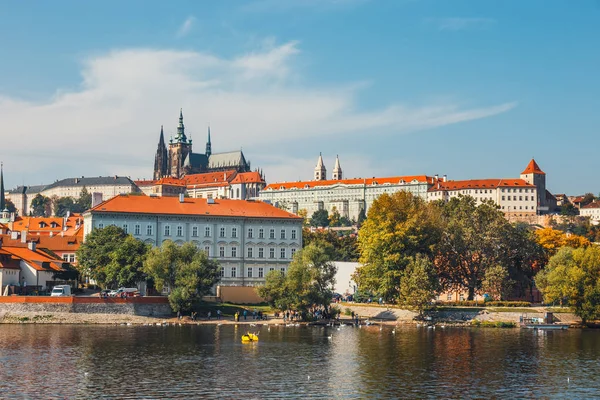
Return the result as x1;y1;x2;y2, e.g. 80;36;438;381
0;297;172;317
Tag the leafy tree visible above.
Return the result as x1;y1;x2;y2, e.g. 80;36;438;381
357;208;367;226
258;243;337;317
355;191;442;301
31;194;51;217
560;203;579;217
75;186;92;212
302;227;359;261
398;254;439;315
434;196;511;300
76;225;128;286
5;199;16;214
581;193;596;207
54;197;76;217
339;216;352;227
297;209;309;227
535;246;600;323
310;209;329;227
144;241;221;312
104;236;150;288
329;206;341;227
535;227;590;256
481;265;512;301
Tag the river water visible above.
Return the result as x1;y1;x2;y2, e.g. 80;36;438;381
0;324;599;399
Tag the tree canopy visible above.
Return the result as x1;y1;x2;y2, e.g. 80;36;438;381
310;209;330;227
302;227;358;262
535;227;590;256
31;194;51;217
398;254;439;315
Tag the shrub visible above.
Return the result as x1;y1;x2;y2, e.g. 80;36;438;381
486;301;531;307
471;320;516;328
344;307;353;316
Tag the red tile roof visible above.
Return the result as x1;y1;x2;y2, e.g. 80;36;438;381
521;159;545;175
429;179;535;192
1;246;64;271
10;215;83;236
264;175;436;191
230;171;264;184
582;200;600;209
184;170;237;186
0;249;21;269
0;234;82;252
89;195;301;220
135;178;187;187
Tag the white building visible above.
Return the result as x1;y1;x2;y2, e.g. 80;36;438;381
185;170;266;200
259;154;438;221
0;243;67;292
83;194;302;287
580;200;600;225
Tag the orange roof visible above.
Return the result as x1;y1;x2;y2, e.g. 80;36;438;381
1;246;64;271
521;159;545;175
230;171;264;185
264;175;436;191
184;170;237;186
582;200;600;209
429;179;535;192
0;249;21;269
89;195;301;220
0;234;82;253
11;215;83;236
135;177;187;187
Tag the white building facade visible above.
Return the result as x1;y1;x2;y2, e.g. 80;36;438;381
580;201;600;225
83;195;302;287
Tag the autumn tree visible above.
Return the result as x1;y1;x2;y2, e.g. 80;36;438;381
535;227;590;256
398;255;439;315
481;265;512;301
329;206;341;227
355;191;442;301
296;209;310;227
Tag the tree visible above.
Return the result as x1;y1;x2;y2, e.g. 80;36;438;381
104;236;150;288
434;196;512;300
76;226;128;286
74;187;92;213
297;209;310;227
310;209;329;227
560;203;579;217
535;227;590;256
357;208;367;226
398;255;439;315
329;206;341;227
5;199;16;214
581;193;596;207
535;246;600;323
31;194;51;217
481;265;512;301
54;197;76;217
355;191;442;301
258;243;337;318
302;228;359;261
144;241;221;312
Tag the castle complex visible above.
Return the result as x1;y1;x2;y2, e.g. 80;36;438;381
153;110;251;179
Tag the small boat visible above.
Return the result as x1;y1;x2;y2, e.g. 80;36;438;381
522;323;569;330
241;333;259;343
520;314;569;330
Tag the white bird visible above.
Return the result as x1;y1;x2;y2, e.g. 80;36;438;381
308;375;311;380
84;372;89;377
327;335;332;340
392;329;396;334
380;326;383;331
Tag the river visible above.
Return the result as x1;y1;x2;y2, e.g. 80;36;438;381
0;324;599;399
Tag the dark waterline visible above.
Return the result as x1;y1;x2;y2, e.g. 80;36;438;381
0;324;599;399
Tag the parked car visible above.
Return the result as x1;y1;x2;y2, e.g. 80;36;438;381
50;285;72;297
109;287;139;297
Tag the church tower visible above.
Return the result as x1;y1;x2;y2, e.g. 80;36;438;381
205;126;212;157
153;126;168;180
168;109;192;178
332;155;342;180
314;153;327;181
520;158;547;210
0;162;9;222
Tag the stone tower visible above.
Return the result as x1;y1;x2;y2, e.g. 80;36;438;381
168;109;192;178
332;155;342;180
520;158;547;210
153;126;168;179
314;153;327;181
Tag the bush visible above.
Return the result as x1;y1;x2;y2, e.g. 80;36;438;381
344;307;353;316
471;320;516;328
437;301;531;307
486;301;531;307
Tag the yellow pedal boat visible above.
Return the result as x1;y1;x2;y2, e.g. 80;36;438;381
241;333;259;343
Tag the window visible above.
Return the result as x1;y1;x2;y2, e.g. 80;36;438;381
98;223;104;229
248;228;253;239
269;267;275;272
164;225;171;236
122;224;128;234
231;247;237;257
280;229;286;239
247;267;253;278
205;226;211;237
219;246;225;257
291;229;297;240
220;268;224;278
280;267;286;275
259;228;264;239
502;196;505;201
231;267;237;278
269;248;275;259
258;267;264;278
291;248;296;258
134;224;140;235
519;196;523;201
192;226;198;237
280;248;286;259
247;247;253;258
232;227;237;238
177;226;183;237
269;229;275;239
204;246;210;256
259;248;264;258
447;293;452;301
147;225;153;236
220;227;225;238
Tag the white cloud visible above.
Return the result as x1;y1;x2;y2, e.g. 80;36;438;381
0;41;515;188
176;16;196;38
430;17;496;31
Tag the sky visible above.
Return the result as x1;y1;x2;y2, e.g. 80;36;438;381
0;0;599;195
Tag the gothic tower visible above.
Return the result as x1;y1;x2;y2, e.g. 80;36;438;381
168;108;192;178
153;126;168;179
520;158;547;210
205;126;212;157
314;153;327;181
0;162;9;222
332;155;343;180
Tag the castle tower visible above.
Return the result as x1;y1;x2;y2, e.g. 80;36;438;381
153;126;169;179
314;153;327;181
332;155;342;180
206;126;212;157
520;158;547;211
168;109;192;178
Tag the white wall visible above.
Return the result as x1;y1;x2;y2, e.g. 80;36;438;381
332;261;360;295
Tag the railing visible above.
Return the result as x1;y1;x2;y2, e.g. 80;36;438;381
0;296;169;304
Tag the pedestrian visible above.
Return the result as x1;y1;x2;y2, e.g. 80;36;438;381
177;310;181;320
351;311;355;319
208;311;212;320
243;309;248;320
217;309;222;320
235;312;239;322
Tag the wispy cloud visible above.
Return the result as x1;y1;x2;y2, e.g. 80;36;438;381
428;17;496;31
0;41;515;186
176;16;195;38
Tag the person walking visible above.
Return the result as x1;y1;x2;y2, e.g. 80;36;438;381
207;311;212;320
243;310;248;320
217;309;222;320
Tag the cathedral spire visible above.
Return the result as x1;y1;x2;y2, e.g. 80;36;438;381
176;108;187;142
332;154;342;180
0;162;6;211
314;153;326;181
159;125;165;145
206;126;212;157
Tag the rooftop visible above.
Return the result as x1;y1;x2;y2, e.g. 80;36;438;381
521;159;545;175
264;175;437;191
429;179;536;192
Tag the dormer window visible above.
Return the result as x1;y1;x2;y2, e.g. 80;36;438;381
50;222;58;228
39;222;46;228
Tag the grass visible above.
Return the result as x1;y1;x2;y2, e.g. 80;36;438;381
471;320;516;328
192;302;274;317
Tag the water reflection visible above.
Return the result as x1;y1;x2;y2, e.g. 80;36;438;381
0;325;599;399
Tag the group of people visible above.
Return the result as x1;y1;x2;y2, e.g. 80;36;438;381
234;309;267;321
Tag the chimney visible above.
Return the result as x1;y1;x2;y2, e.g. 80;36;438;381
179;193;185;203
49;231;54;237
20;231;27;243
92;193;103;208
435;174;439;180
28;241;36;252
443;175;447;182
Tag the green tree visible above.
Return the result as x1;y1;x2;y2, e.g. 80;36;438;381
355;191;442;301
310;209;329;227
329;206;341;227
357;208;367;226
31;194;51;217
581;193;596;207
302;227;358;261
399;254;439;315
104;236;150;288
5;199;16;214
481;265;512;301
144;241;221;312
54;197;76;217
74;187;92;213
535;246;600;323
76;225;128;286
560;203;579;217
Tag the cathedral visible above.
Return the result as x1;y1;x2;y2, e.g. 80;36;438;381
153;109;251;179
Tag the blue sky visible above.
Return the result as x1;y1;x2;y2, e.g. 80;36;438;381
0;0;598;194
